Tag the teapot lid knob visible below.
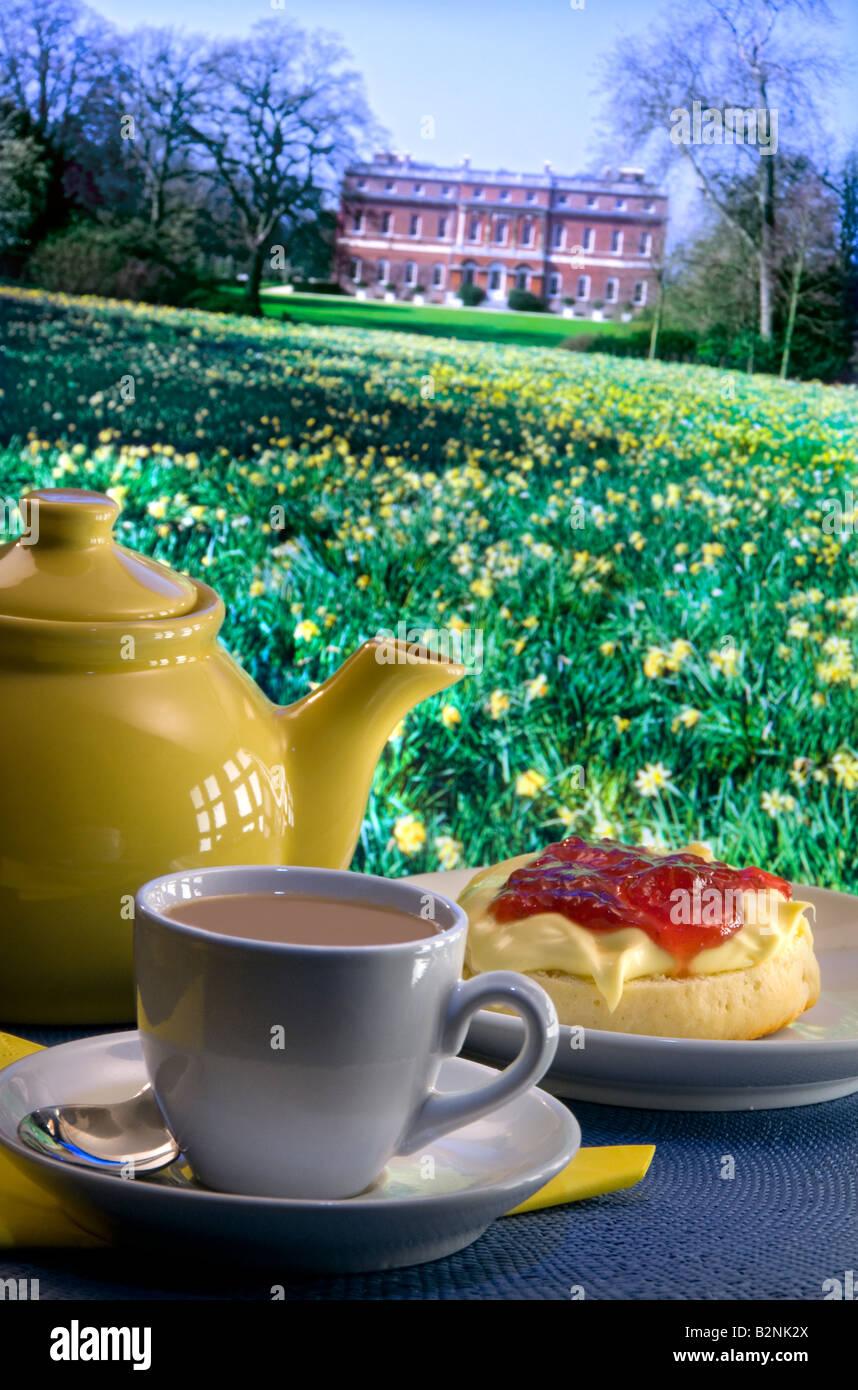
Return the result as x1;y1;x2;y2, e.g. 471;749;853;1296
22;489;120;548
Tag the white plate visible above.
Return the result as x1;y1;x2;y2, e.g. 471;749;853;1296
0;1032;580;1273
406;872;858;1111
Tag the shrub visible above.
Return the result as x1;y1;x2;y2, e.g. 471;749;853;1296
507;288;546;312
27;222;187;303
561;327;700;362
457;282;486;306
695;324;782;373
182;287;242;314
288;280;347;295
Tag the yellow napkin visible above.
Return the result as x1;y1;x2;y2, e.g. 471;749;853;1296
506;1143;655;1214
0;1031;110;1246
0;1030;653;1246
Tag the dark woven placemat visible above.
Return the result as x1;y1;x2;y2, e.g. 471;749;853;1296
3;1025;856;1300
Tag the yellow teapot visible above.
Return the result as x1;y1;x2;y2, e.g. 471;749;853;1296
0;489;465;1022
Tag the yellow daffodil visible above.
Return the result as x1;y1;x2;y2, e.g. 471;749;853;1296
393;814;426;855
434;835;463;869
634;762;673;797
515;769;547;798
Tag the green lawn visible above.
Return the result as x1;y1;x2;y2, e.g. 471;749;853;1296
217;284;632;348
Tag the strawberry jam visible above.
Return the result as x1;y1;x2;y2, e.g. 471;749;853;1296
489;837;791;971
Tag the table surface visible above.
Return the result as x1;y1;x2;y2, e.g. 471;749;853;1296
3;1024;856;1301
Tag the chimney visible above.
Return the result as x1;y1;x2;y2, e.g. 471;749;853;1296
544;160;552;173
461;155;470;169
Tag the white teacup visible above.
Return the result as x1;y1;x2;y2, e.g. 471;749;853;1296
134;865;559;1199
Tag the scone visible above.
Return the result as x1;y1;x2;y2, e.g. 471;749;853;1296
459;837;820;1040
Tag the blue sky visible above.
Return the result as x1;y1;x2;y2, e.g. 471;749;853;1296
96;0;659;174
95;0;856;198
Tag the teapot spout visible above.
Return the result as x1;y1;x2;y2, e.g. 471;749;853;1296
275;638;466;869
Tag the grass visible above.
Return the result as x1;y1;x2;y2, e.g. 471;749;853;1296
215;283;631;347
2;283;858;888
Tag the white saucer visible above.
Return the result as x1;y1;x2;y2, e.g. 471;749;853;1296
0;1031;580;1273
407;871;858;1111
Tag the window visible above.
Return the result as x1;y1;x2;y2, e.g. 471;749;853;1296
409;213;421;236
520;219;534;246
413;183;424;195
382;212;392;234
468;217;481;241
376;259;389;284
576;275;590;300
356;179;367;190
472;186;483;198
349;258;361;282
586;195;598;208
549;272;561;297
438;215;448;237
494;218;509;244
499;189;510;201
582;227;594;250
441;184;452;197
644;200;655;212
432;263;445;288
633;280;647;305
610;229;623;253
404;261;417;287
525;191;536;203
605;278;618;302
351;211;363;232
639;231;651;256
385;181;395;192
489;266;503;291
514;266;530;291
557;194;567;205
615;197;626;210
461;261;476;286
552;224;564;249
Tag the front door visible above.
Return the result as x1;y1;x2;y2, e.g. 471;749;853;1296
487;265;506;302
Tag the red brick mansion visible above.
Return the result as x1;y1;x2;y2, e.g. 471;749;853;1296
336;154;668;314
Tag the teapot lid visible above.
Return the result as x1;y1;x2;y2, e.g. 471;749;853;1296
0;490;199;622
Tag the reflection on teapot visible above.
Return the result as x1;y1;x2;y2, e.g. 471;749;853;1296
0;490;465;1022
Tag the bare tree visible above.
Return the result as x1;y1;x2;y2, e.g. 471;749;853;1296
598;0;840;342
118;28;208;232
189;18;377;316
0;0;116;149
